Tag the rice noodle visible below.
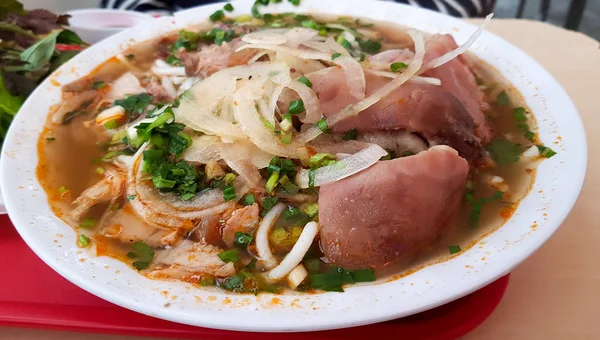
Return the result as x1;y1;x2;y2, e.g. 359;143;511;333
255;203;287;269
297;29;426;144
295;144;387;188
420;14;493;73
267;221;319;280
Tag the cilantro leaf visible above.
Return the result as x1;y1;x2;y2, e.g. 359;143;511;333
114;93;153;121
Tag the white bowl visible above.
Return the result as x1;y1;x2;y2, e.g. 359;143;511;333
66;9;155;44
0;0;587;332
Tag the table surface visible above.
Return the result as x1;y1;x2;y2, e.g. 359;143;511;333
2;18;599;340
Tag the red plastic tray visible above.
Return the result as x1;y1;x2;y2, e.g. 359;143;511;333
0;214;508;339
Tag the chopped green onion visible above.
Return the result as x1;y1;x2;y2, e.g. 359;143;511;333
234;232;253;247
469;191;503;227
309;153;336;168
449;245;461;254
496;91;510;106
289;0;300;5
301;20;318;30
224;3;234;12
92;81;107;90
517;123;529;132
331;52;342;60
281;134;292;145
58;185;68;194
524;131;535;141
342;128;358;140
223;186;237;201
46;137;56;142
79;218;97;229
200;277;215;286
218;248;241;263
316;118;330;133
284;207;302;219
358;39;381;53
265;172;280;194
513;107;527;121
304;203;318;218
241;194;255;206
103;119;119;129
223;173;237;185
390;62;408;73
259;116;275;130
96;167;105;175
210;9;225;22
126;195;136;201
77;234;91;248
297;76;312;88
486;139;521;166
288;99;305;115
279;175;299;194
537;145;557;158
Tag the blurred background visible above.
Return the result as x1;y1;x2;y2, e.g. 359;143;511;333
19;0;600;40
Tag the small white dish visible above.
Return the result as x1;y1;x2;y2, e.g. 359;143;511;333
0;0;587;332
66;9;155;44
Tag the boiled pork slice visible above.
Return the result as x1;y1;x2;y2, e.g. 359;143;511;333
318;145;469;269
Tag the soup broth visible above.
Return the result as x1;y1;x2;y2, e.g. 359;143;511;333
37;7;555;294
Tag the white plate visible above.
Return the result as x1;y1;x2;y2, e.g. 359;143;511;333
0;0;587;332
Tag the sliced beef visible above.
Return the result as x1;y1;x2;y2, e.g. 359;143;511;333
318;145;469;269
181;38;257;78
307;68;485;161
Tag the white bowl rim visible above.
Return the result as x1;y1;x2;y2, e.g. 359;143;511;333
0;0;587;333
66;8;155;32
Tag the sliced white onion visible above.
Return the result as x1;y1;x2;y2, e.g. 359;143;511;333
334;55;366;100
284;27;319;47
285;80;321;124
183;135;273;169
255;203;287;269
151;64;186;77
268;221;319;281
242;30;288;45
161;77;177;98
248;50;272;64
221;145;266;191
295;144;387;188
274;51;325;75
365;69;442;86
297;29;425;144
421;14;493;73
96;105;125;125
177;77;200;96
233;79;302;158
287;264;308;289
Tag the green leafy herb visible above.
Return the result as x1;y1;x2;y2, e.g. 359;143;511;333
170;30;199;51
308;168;316;190
218;248;241;263
358;39;381;54
288;99;305;115
486;139;521;166
261;196;279;217
284;207;302;219
234;232;253;248
496;91;510;106
19;30;61;71
78;218;97;229
537;145;557;158
289;0;301;5
310;266;376;292
297;76;312;88
224;3;234;12
220;268;279;294
449;245;461;254
331;52;342;60
92;81;107;90
241;194;255;206
129;242;155;270
165;54;182;66
304;258;320;273
390;62;408;73
114;93;153;121
469;191;503;227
